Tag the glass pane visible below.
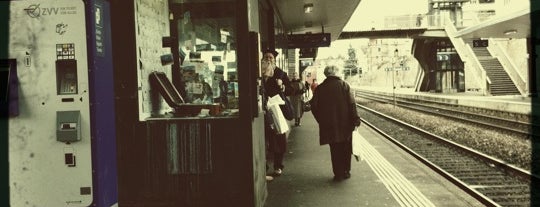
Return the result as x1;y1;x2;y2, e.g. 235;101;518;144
174;1;238;116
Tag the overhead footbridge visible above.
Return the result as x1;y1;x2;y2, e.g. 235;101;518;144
339;9;532;96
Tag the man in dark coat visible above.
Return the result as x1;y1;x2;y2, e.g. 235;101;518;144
262;49;293;176
310;65;361;181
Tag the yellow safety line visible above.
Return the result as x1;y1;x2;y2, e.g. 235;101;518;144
358;137;436;207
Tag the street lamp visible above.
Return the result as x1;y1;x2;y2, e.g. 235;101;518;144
392;49;398;107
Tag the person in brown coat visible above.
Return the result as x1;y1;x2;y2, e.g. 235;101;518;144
310;65;361;181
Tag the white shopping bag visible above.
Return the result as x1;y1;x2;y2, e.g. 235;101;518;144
267;95;290;134
352;127;362;161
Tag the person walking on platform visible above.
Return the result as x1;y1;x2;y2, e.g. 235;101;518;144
305;80;311;94
310;65;361;181
262;49;292;177
290;72;306;126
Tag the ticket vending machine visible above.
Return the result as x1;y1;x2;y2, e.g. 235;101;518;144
5;0;118;206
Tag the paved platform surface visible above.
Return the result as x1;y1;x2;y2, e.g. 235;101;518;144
264;112;485;207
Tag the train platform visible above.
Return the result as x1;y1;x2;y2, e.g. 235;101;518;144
264;112;485;207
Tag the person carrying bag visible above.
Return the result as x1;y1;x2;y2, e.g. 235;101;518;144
311;65;361;181
302;82;313;112
261;50;291;177
302;89;312;112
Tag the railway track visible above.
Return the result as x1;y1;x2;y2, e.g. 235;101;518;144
356;104;535;207
354;90;536;138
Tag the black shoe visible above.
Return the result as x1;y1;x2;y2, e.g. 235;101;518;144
333;172;350;181
344;172;351;179
333;175;344;181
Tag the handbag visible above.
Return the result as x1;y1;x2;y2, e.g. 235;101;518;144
276;71;294;121
279;92;294;120
303;101;311;112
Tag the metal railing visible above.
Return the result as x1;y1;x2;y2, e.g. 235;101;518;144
383;14;448;30
382;11;496;31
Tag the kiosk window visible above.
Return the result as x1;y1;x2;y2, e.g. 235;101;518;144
173;1;238;114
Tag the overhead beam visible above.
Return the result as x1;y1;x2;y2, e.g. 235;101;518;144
338;29;430;39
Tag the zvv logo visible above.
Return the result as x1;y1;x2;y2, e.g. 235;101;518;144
24;4;60;18
24;4;40;18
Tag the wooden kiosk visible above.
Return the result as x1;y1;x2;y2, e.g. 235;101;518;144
111;0;267;206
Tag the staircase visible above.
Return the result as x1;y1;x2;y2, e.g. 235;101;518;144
469;42;521;96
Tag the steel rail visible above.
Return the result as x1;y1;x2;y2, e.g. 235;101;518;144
357;104;536;206
355;92;534;138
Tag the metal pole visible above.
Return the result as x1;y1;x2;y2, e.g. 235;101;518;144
392;68;396;107
393;49;398;107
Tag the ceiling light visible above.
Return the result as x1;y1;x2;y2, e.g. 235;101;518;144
504;29;517;35
304;3;313;13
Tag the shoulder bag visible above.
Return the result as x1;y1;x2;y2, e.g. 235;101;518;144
278;72;294;120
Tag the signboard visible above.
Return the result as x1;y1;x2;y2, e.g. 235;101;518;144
436;51;457;61
299;47;318;58
286;33;330;48
472;39;488;47
437;54;450;61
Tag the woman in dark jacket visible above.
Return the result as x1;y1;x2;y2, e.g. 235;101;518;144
310;65;361;181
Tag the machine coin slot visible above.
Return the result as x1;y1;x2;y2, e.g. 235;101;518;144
62;98;75;102
57;111;81;143
56;59;78;95
65;153;76;167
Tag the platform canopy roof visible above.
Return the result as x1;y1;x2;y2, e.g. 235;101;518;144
269;0;362;43
453;8;531;39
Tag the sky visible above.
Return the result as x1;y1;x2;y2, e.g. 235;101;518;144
318;0;428;59
343;0;429;31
